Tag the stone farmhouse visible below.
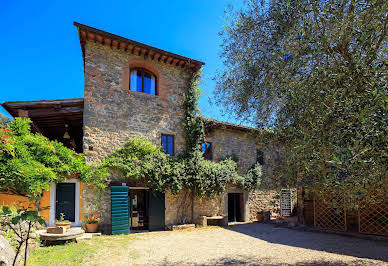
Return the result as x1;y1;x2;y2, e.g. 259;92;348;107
0;22;286;234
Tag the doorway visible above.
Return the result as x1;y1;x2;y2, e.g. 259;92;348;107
56;183;76;222
129;189;148;230
228;193;244;222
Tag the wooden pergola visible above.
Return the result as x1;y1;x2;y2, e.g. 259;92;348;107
2;98;84;153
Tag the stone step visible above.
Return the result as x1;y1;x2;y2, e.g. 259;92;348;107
75;232;102;242
75;234;92;243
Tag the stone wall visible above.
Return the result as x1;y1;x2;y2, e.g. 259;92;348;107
82;41;190;164
205;127;282;220
81;40;191;227
79;39;289;228
248;190;279;220
165;190;229;226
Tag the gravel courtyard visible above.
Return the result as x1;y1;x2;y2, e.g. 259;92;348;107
94;223;388;265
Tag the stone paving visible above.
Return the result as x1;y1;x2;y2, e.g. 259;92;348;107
98;223;388;265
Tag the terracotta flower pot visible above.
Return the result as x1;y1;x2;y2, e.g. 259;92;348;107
55;221;71;229
86;223;99;233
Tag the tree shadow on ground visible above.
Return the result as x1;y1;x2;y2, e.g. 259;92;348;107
224;223;388;263
157;255;384;266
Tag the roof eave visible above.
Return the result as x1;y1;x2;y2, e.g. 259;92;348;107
73;22;205;71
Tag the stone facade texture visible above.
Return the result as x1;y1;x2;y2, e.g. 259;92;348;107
82;41;190;164
80;40;286;229
205;127;281;221
81;40;191;227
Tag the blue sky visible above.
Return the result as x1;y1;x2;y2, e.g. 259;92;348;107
0;0;243;124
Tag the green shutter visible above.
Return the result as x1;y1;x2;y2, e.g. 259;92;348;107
111;186;130;235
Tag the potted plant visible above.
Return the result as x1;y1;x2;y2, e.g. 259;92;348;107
55;213;71;229
256;210;264;222
86;215;100;233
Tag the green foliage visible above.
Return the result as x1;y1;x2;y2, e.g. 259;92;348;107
102;138;161;180
215;0;388;201
102;69;262;196
103;137;261;196
183;70;204;155
0;118;108;196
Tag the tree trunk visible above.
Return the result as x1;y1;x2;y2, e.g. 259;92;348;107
23;221;32;266
191;191;195;224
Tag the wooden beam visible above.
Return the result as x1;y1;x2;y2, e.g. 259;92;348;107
143;49;149;60
96;34;103;44
25;107;83;118
87;32;95;41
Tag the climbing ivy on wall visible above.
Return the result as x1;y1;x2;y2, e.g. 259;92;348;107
102;69;262;196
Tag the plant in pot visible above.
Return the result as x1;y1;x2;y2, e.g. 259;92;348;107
256;210;265;222
86;215;100;233
56;213;71;229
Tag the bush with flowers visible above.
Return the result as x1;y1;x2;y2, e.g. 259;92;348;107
86;215;100;224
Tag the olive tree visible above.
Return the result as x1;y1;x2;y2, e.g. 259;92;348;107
215;0;387;204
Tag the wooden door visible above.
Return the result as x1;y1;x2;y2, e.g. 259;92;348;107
56;183;75;222
148;191;165;231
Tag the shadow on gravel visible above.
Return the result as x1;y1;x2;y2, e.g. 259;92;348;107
157;256;382;266
225;223;388;263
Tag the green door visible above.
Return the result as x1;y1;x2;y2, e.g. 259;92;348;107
111;186;130;235
148;191;165;231
56;183;75;222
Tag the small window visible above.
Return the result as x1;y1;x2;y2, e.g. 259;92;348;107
161;134;174;156
202;142;212;160
130;68;156;95
256;149;264;165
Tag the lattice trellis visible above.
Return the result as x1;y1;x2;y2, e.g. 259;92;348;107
359;199;388;236
314;194;346;231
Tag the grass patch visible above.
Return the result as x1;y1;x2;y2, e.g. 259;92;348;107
28;242;96;266
28;235;139;266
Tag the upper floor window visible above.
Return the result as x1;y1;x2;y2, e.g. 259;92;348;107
161;134;174;156
256;149;264;165
202;142;212;160
130;68;156;95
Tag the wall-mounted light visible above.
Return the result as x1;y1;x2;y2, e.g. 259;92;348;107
63;124;70;139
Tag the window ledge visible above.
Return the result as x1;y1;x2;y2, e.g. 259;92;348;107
128;90;158;97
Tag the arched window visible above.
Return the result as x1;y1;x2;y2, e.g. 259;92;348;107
130;68;157;95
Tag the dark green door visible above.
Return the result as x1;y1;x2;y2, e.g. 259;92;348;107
148;191;165;231
111;186;130;235
56;183;75;222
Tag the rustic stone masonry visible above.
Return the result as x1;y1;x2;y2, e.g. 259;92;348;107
205;127;282;221
80;39;286;230
83;41;190;164
81;40;191;228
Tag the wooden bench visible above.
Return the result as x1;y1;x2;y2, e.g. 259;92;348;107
199;216;228;227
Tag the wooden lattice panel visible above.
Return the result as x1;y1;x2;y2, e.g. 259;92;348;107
314;195;346;231
359;200;388;236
